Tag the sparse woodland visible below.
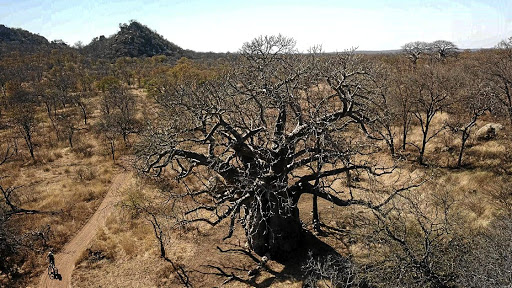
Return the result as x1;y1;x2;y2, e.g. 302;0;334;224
1;24;512;287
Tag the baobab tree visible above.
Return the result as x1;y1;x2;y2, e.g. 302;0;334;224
429;40;459;60
137;36;408;259
402;41;429;67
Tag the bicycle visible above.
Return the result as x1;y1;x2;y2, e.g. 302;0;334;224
47;263;58;280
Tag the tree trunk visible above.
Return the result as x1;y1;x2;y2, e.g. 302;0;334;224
244;190;302;260
22;125;35;160
386;133;396;157
122;132;128;146
402;117;408;151
419;122;430;165
110;140;115;162
45;103;60;141
68;129;74;148
312;194;321;233
24;133;34;160
457;131;469;168
79;103;87;125
509;106;512;126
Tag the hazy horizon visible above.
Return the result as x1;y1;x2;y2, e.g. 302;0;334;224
1;0;511;53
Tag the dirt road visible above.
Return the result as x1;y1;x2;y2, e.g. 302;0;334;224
37;171;131;288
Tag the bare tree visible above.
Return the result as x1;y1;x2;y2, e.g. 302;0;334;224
485;44;512;125
368;62;400;157
0;145;55;282
447;64;494;167
457;213;512;287
57;109;83;148
496;36;512;50
137;36;409;259
8;89;38;160
97;76;139;160
429;40;459;60
301;251;360;288
402;41;429;68
353;187;465;288
123;192;192;287
409;64;456;165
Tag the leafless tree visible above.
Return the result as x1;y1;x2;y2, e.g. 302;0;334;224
98;76;139;144
447;64;495;167
97;76;139;161
57;109;84;148
457;213;512;287
137;35;415;260
8;88;38;160
0;144;54;280
388;64;414;152
402;41;429;67
368;62;400;157
123;192;192;287
352;187;464;288
301;251;361;288
485;44;512;125
429;40;459;60
496;36;512;49
409;64;456;165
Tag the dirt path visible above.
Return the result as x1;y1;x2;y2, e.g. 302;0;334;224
37;171;131;288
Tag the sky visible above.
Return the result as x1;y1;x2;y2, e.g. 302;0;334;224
1;0;511;52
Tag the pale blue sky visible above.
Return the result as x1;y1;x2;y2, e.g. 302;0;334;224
1;0;511;52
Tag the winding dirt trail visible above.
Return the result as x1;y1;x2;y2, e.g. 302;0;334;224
37;170;131;288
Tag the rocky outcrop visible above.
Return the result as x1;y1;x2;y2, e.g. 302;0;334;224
82;20;185;59
475;123;503;140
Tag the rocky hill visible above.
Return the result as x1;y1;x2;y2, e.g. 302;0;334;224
0;24;58;53
0;24;49;45
82;20;188;59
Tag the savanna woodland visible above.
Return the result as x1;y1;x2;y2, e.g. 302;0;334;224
1;21;512;288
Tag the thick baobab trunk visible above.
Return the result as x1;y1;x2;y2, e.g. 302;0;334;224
244;190;302;260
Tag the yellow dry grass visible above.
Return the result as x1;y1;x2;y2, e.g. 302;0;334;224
7;88;508;287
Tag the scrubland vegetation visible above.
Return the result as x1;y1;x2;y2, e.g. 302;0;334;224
1;22;512;287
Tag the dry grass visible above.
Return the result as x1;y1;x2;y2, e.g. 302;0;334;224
0;90;131;286
69;113;512;287
1;143;118;285
6;88;508;287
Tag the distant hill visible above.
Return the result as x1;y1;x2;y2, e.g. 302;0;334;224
82;20;190;59
0;24;49;45
0;24;62;53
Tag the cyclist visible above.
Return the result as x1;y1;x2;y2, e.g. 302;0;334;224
47;250;55;269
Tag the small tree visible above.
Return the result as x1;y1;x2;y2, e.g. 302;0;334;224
97;76;139;153
409;64;456;165
353;187;465;288
8;89;38;160
447;64;494;167
486;41;512;125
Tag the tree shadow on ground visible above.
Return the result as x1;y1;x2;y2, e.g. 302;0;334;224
203;229;348;287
